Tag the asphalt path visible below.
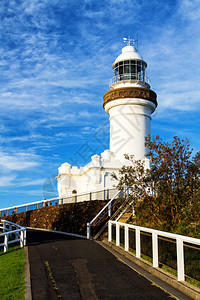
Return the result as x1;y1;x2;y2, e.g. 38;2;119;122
27;229;175;300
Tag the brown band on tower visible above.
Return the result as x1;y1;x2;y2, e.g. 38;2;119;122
103;87;157;108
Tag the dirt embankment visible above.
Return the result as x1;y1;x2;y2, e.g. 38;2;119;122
2;200;108;236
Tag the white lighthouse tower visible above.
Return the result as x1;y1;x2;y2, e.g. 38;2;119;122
56;38;157;200
103;37;157;162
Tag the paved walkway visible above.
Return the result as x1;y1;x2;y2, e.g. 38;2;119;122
27;229;181;300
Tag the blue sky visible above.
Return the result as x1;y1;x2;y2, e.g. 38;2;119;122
0;0;200;208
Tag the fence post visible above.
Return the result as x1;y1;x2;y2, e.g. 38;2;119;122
3;221;6;232
108;202;111;217
26;206;29;212
116;223;120;246
4;234;8;252
24;230;27;246
108;221;112;242
177;238;185;281
20;230;24;247
135;228;141;258
87;223;91;240
152;232;159;267
125;225;129;251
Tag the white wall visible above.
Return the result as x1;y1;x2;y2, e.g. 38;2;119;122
105;98;156;162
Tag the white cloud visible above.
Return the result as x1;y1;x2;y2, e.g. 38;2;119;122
0;0;200;208
0;152;40;171
179;0;200;20
17;178;45;187
0;175;16;187
55;133;67;138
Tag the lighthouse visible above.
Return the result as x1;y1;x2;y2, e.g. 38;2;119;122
57;38;157;200
103;38;157;162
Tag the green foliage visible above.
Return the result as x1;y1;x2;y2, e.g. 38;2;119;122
112;155;152;199
0;245;25;300
113;136;200;237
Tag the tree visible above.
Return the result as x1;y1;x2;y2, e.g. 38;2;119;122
113;136;200;235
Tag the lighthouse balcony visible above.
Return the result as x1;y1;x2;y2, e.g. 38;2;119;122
109;73;150;89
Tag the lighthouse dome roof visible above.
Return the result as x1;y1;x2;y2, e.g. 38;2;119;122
112;45;145;68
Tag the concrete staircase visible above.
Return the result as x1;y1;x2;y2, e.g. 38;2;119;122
93;197;134;240
117;211;132;223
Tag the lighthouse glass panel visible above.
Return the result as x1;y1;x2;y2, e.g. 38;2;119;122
113;60;146;82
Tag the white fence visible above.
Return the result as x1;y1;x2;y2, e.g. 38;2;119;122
108;221;200;282
0;220;26;253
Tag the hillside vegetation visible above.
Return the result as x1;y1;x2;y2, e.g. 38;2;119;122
113;136;200;238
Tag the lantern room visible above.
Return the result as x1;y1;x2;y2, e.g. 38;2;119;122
110;45;150;89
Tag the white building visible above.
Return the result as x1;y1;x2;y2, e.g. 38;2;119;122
56;39;157;200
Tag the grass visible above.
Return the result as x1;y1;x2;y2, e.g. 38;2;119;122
161;265;200;289
161;265;177;277
186;277;200;289
128;247;153;264
0;244;25;300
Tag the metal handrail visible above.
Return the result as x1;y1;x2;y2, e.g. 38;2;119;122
0;187;117;217
89;191;121;225
0;197;59;215
86;192;118;239
63;188;116;199
87;188;129;239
